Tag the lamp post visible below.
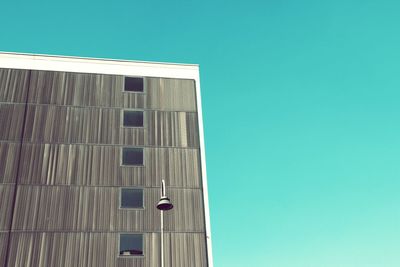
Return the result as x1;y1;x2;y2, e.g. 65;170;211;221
156;179;173;267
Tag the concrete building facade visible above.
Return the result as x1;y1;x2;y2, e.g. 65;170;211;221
0;52;212;267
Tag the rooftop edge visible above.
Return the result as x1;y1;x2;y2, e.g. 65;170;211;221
0;51;200;79
0;51;199;68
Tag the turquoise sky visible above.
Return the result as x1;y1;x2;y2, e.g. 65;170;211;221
1;0;400;266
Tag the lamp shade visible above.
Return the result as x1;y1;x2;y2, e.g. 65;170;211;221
157;196;173;211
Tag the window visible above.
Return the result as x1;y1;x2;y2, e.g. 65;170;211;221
123;110;144;127
122;147;144;166
119;234;143;256
124;77;144;92
121;188;143;208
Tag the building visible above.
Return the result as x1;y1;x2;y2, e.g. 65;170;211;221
0;52;213;267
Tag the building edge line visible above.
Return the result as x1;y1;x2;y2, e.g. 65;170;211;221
194;69;214;267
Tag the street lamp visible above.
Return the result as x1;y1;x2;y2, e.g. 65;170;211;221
156;179;173;267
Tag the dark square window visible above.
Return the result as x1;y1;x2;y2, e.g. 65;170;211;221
119;234;143;256
124;77;144;92
123;110;144;127
121;188;143;208
122;147;143;166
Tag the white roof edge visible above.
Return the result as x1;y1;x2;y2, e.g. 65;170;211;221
0;51;199;80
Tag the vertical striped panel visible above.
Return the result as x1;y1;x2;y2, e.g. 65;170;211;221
28;71;197;111
0;142;20;183
147;77;197;111
12;186;204;232
22;105;145;145
0;185;15;230
144;147;201;188
0;68;30;103
28;71;145;109
186;112;200;147
147;111;199;148
8;232;118;267
164;233;208;267
0;104;26;141
19;144;201;188
7;232;206;267
163;188;205;232
0;233;8;267
0;68;27;267
22;105;198;147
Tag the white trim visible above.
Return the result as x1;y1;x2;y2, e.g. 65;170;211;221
194;71;214;267
0;52;199;79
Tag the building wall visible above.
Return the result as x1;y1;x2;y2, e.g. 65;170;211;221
0;68;208;267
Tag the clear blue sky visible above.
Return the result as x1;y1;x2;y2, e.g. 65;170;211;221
1;0;400;266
